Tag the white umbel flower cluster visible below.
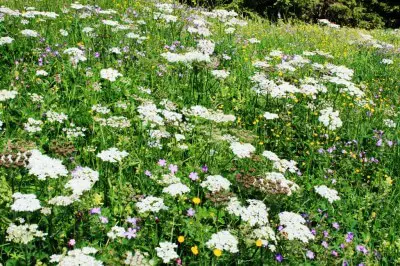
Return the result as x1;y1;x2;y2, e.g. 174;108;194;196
211;70;230;80
155;242;179;264
6;223;47;244
65;166;99;196
136;196;168;213
97;148;128;162
11;193;41;212
318;107;342;130
200;175;231;193
162;182;190;197
0;90;18;101
50;247;103;266
183;105;236;123
257;172;299;196
230;142;256;158
226;198;269;227
279;212;315;243
161;51;211;64
27;149;68;180
100;68;123;82
314;185;340;203
0;36;14;45
206;230;239;253
46;111;68;123
24;118;43;133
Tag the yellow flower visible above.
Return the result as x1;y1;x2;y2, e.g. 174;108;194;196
192;197;201;205
213;249;222;257
191;246;199;255
178;236;185;243
256;239;262;247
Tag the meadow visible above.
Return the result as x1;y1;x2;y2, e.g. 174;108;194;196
0;0;399;265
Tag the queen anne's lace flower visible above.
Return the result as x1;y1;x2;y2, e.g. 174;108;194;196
100;68;122;81
50;247;103;266
27;150;68;180
200;175;231;193
206;231;239;253
162;183;190;197
11;193;41;212
6;223;47;244
279;212;314;243
136;196;168;213
318;107;342;130
155;242;179;263
97;148;128;162
230;142;256;158
314;185;340;203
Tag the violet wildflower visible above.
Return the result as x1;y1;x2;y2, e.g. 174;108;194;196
169;164;178;174
321;241;328;248
332;222;340;230
99;216;108;224
306;250;315;259
189;172;199;181
275;254;283;262
90;207;101;215
68;239;76;247
145;170;152;177
201;165;208;173
356;245;368;255
345;232;354;243
158;159;166;167
124;228;137;239
187;208;195;217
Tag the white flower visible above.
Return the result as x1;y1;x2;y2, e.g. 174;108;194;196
257;172;299;195
314;185;340;203
11;193;41;212
383;119;396;128
46;111;68;123
136;196;168;213
97;148;128;162
65;166;99;196
155;242;178;264
230;142;255;158
50;247;103;266
206;231;238;253
0;90;18;101
226;198;269;227
0;36;14;45
36;70;48;76
163;183;190;197
6;223;47;244
27;149;68;180
211;70;230;79
24;118;43;133
59;29;68;36
279;212;314;243
262;150;280;161
381;59;393;65
318;107;342;130
100;68;123;82
263;112;279;120
48;195;78;206
200;175;231;193
107;226;125;239
21;29;39;37
197;39;215;55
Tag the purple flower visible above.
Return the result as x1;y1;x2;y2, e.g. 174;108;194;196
68;239;76;247
99;216;108;224
158;159;166;167
126;217;137;225
376;139;383;147
169;164;178;174
277;225;284;231
331;250;338;257
145;170;152;177
187;208;195;217
321;241;328;248
90;207;101;215
343;261;349;266
311;228;317;235
356;245;368;255
275;254;283;262
332;222;340;230
201;165;208;173
306;250;314;259
124;228;137;239
323;231;329;238
189;172;199;181
345;232;354;243
94;52;100;58
318;148;325;154
387;140;393;147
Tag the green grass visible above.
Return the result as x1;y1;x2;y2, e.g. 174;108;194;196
0;0;399;265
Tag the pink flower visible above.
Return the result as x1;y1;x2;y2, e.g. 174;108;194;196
68;239;76;246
